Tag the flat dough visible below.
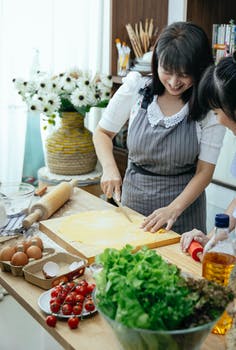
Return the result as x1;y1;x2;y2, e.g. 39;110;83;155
58;209;163;249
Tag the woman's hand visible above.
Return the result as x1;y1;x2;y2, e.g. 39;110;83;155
140;205;179;233
100;166;122;200
180;229;209;252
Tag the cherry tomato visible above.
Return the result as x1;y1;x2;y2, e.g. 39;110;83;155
75;285;87;296
46;315;57;327
68;316;79;329
77;279;88;288
73;304;83;315
75;294;85;303
57;291;68;303
65;294;75;305
50;301;61;313
50;287;61;298
84;300;95;312
62;303;73;315
86;283;96;294
49;297;57;305
64;282;75;292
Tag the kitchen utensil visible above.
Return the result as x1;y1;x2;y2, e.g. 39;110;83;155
112;196;133;223
22;179;78;229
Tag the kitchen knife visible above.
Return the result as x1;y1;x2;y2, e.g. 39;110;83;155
112;196;133;223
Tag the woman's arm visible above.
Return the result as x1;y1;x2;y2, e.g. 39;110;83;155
93;126;122;200
141;160;215;232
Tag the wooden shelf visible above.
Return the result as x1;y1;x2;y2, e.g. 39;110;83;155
186;0;236;43
110;0;168;76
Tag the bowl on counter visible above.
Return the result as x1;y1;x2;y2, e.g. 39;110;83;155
0;182;35;217
95;302;217;350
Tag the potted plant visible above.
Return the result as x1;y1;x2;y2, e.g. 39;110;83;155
13;70;113;175
94;245;234;350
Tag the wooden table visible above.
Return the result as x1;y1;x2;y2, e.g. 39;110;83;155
0;189;226;350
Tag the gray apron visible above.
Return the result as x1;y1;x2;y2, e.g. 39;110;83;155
121;102;206;234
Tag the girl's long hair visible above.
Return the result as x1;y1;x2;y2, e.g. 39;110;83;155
199;55;236;121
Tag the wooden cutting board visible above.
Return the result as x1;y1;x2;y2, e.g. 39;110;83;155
39;207;180;264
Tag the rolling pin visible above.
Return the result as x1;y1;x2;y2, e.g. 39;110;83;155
22;179;78;229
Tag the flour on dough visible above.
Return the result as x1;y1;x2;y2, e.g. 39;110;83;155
58;209;160;249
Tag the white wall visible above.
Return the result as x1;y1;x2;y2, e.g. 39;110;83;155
168;0;187;24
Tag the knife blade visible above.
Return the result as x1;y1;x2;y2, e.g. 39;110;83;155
112;197;133;223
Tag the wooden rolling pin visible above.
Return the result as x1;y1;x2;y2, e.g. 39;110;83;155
22;179;78;229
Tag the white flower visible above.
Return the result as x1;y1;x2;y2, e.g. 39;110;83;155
100;74;113;88
71;87;91;107
43;92;61;111
59;73;77;92
27;98;43;113
100;88;112;100
13;68;113;124
13;78;36;98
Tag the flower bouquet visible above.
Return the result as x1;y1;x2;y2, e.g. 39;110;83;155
94;245;234;350
13;69;113;175
13;69;113;126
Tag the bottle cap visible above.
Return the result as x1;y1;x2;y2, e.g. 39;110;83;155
188;240;203;262
215;214;229;228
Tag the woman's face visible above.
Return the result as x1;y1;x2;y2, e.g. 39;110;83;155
158;63;193;97
214;108;236;135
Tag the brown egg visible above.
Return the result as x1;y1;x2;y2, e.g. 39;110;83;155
22;239;32;252
0;246;16;261
15;243;25;253
26;245;42;259
29;236;43;250
11;251;29;266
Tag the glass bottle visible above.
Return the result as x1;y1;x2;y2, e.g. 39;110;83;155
202;213;236;335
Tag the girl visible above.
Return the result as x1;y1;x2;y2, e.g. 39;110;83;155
93;22;225;234
181;52;236;251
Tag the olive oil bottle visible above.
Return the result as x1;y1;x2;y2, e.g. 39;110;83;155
202;214;236;335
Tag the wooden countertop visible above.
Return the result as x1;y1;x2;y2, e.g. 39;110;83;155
0;188;226;350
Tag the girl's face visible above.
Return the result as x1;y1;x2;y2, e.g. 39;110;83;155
158;63;193;97
214;108;236;135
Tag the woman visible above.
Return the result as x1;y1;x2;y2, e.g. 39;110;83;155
181;52;236;251
93;22;225;234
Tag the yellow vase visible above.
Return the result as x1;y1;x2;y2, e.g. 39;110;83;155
45;112;97;175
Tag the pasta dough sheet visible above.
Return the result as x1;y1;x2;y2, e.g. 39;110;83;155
58;209;163;249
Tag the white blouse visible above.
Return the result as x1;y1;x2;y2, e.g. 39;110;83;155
99;72;226;165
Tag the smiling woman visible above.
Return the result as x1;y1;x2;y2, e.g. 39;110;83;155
0;0;110;182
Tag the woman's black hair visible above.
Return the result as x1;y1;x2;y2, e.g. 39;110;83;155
198;55;236;122
149;21;213;121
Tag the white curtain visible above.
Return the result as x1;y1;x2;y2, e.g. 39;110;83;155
0;0;110;182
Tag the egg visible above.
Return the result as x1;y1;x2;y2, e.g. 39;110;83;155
29;236;43;250
11;251;29;266
26;245;42;259
0;246;16;261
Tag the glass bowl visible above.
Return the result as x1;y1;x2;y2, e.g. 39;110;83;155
96;304;217;350
0;182;35;217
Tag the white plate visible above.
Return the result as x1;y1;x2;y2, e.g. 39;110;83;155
38;289;97;319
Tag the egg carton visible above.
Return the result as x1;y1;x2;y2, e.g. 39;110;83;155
0;237;55;277
23;252;87;289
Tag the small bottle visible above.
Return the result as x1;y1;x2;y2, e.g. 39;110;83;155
202;213;236;335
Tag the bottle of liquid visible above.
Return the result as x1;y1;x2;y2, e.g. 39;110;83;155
202;213;236;335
